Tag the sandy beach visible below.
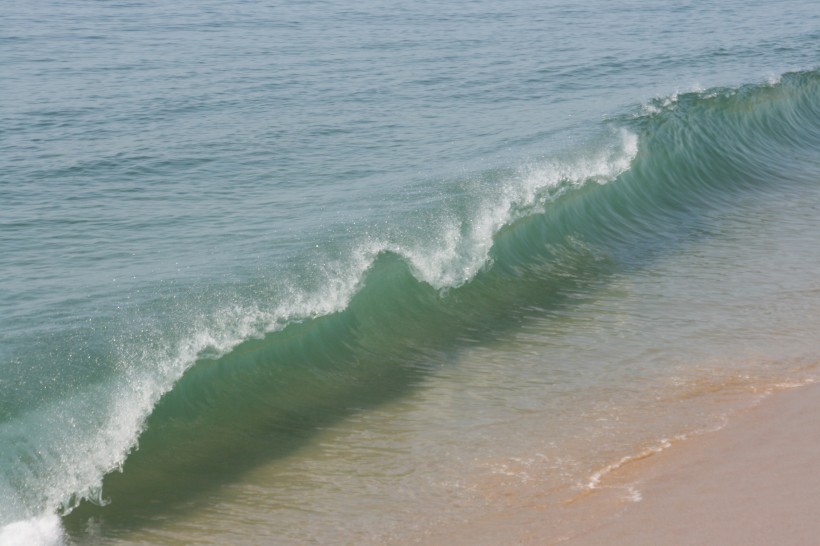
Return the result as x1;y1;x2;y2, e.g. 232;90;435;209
566;381;820;545
416;381;820;546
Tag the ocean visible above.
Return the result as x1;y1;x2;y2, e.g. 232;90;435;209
1;0;819;544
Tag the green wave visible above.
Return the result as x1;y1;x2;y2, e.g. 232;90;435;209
65;69;820;529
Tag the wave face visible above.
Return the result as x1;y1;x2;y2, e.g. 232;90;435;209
2;68;817;540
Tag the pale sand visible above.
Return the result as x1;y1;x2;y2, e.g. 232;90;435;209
417;382;820;545
567;382;820;545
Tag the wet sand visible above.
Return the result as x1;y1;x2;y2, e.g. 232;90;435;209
566;381;820;545
417;381;820;545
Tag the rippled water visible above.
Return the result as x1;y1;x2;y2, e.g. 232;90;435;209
1;1;819;544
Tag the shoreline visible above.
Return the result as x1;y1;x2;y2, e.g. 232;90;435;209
566;380;820;545
414;380;820;545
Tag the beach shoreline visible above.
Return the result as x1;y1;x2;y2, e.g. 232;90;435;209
413;380;820;545
567;380;820;545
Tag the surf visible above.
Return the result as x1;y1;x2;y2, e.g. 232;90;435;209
3;69;819;543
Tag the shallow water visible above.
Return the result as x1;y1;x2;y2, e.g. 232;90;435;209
1;1;819;544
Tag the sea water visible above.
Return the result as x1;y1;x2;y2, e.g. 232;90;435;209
1;0;819;544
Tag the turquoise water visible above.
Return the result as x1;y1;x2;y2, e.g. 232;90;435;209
2;1;819;543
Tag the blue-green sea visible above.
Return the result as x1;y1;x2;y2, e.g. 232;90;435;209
2;1;819;544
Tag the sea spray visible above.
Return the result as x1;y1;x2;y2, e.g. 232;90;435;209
378;128;639;289
0;514;65;546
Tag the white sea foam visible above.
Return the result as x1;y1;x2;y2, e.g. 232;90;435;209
0;514;65;546
393;129;638;289
585;436;677;491
0;252;373;531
